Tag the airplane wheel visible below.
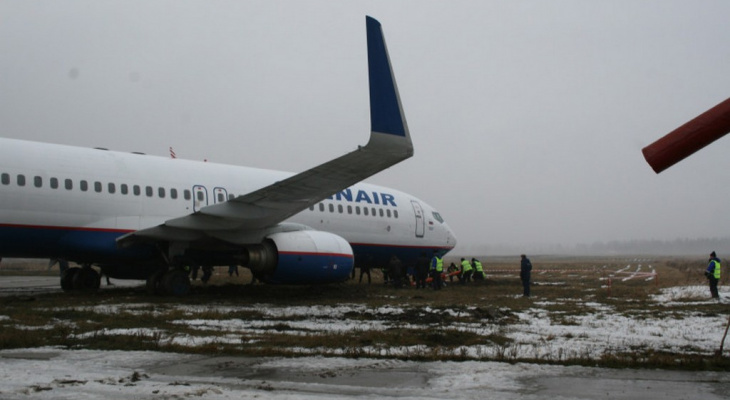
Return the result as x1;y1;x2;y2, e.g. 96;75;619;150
146;270;165;295
60;268;79;292
162;270;191;296
73;267;101;291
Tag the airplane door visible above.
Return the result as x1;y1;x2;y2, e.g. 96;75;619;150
213;187;228;204
411;200;425;238
193;185;208;212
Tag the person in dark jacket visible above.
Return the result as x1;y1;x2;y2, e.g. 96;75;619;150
415;252;430;289
359;264;372;284
520;254;532;297
706;251;721;299
389;255;403;289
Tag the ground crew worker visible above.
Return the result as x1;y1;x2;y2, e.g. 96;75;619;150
447;262;460;283
460;258;473;284
520;254;532;297
359;264;372;284
389;255;403;289
472;258;485;281
415;252;430;289
431;252;443;290
706;251;721;299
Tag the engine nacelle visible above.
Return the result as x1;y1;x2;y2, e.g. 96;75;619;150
247;230;354;284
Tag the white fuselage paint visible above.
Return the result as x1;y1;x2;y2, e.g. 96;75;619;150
0;137;456;264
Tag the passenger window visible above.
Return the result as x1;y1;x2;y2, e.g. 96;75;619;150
108;183;116;194
80;180;88;191
121;184;128;195
65;179;72;190
184;190;191;200
158;187;165;198
171;188;178;199
338;205;343;213
371;208;376;216
364;207;369;216
1;173;9;185
347;205;352;214
17;175;25;186
217;192;224;202
319;203;325;212
329;204;334;213
196;190;204;201
133;185;141;196
394;210;399;219
356;206;361;215
146;186;153;197
387;209;391;218
94;182;102;193
379;209;384;217
309;206;314;211
50;177;58;189
34;176;42;188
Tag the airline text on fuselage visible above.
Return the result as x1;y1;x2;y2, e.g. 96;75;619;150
329;188;397;207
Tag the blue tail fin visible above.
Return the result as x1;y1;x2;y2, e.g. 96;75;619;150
367;16;408;138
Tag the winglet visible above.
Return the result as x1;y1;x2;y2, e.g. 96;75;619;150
366;16;411;146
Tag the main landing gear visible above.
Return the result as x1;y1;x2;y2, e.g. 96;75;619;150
146;269;191;296
60;264;101;292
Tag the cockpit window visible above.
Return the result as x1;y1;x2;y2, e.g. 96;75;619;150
432;212;444;223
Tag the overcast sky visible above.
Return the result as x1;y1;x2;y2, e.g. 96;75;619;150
2;1;730;254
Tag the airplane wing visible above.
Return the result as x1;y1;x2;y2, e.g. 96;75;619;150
117;16;412;247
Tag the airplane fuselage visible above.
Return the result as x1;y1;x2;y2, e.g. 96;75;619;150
0;137;456;279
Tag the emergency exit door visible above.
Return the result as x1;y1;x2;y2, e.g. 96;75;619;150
192;185;208;212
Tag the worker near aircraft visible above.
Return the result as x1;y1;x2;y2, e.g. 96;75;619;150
706;251;721;299
520;254;532;297
447;262;460;283
472;258;485;281
430;252;443;290
460;258;473;284
415;252;430;289
389;255;404;289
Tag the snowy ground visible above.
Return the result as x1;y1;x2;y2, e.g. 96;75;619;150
0;280;729;399
33;285;730;361
1;348;729;399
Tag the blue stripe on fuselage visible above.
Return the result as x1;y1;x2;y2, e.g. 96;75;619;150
0;225;153;261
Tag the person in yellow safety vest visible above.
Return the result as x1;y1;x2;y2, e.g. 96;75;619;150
430;253;444;290
706;251;722;299
460;258;473;284
472;258;485;281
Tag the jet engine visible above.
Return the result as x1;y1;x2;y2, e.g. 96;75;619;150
244;230;354;284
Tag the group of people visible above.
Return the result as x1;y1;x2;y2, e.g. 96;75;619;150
375;254;490;290
427;255;487;290
359;253;535;296
220;250;721;300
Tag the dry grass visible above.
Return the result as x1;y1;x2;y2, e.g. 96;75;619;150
0;255;728;369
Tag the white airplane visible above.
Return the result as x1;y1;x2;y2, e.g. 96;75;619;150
0;17;456;295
